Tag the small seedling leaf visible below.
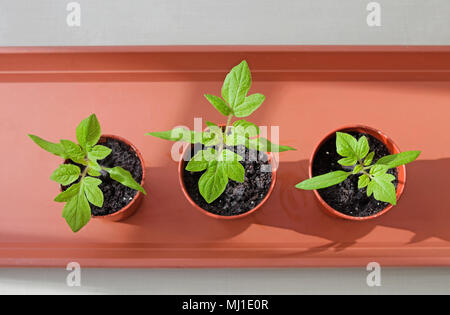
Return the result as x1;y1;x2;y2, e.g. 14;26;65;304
371;173;397;205
370;164;389;176
220;149;243;162
338;157;357;167
198;160;228;203
356;136;370;160
221;60;252;111
358;174;370;189
87;168;101;177
62;185;91;233
88;145;112;161
364;151;375;166
50;164;81;185
247;137;296;153
233;93;265;118
232;119;260;137
83;177;104;207
336;132;358;160
295;171;349;190
224;161;245;183
376;151;421;169
352;164;364;175
203;124;223;147
146;127;210;144
204;94;232;116
106;166;146;195
60;139;86;164
54;182;81;202
28;134;67;159
185;148;217;172
76;114;101;151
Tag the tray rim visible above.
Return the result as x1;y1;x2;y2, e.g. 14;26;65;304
1;45;450;54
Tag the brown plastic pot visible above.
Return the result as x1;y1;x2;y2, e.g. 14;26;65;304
178;142;277;220
62;134;146;222
309;125;406;221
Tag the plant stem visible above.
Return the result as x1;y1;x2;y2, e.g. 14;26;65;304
225;114;233;135
358;162;372;179
219;114;233;154
80;166;89;180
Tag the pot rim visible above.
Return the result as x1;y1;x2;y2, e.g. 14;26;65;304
61;134;146;220
178;143;277;220
308;124;406;221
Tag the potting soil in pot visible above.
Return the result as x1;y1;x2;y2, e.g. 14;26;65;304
183;145;272;216
312;131;398;217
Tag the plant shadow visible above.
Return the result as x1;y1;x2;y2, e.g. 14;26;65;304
119;158;450;253
251;158;450;253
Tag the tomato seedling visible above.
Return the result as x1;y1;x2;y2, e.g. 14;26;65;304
29;114;146;232
295;132;420;205
147;60;295;203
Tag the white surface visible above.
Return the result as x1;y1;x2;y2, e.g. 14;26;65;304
0;0;449;45
1;0;450;295
1;268;450;295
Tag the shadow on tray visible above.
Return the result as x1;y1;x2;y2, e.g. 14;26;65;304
121;158;450;252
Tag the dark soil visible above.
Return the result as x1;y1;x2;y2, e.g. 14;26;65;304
183;145;272;216
312;131;398;217
64;137;143;216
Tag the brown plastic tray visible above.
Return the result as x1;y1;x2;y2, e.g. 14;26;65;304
1;46;449;268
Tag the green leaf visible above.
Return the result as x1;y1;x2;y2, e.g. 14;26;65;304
50;164;81;185
88;145;112;161
83;177;104;207
364;151;375;166
358;174;370;189
106;166;146;195
367;180;375;197
336;132;358;160
186;159;208;172
247;137;296;153
352;164;364;175
376;151;421;169
233;93;265;118
54;182;81;202
204;94;232;116
28;134;67;159
221;60;252;110
295;171;350;190
220;149;243;162
370;164;389;176
356;136;370;160
146;127;210;144
224;161;245;183
232;120;260;137
198;160;228;203
60;139;86;164
203;124;223;147
62;185;91;233
225;132;248;147
185;148;217;172
338;157;357;167
206;121;219;128
87;167;101;177
76;114;101;151
371;173;397;205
